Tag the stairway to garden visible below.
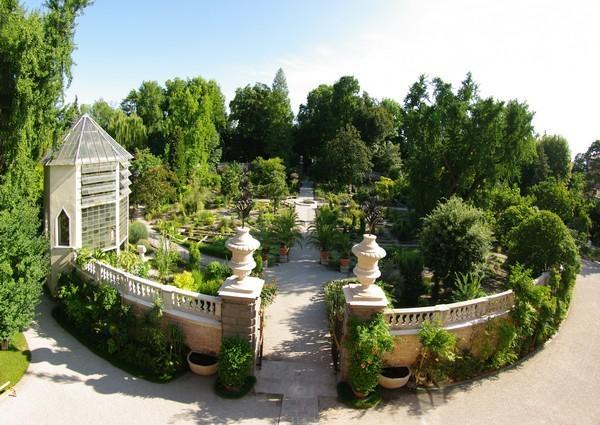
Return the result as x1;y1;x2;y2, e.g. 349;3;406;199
255;181;341;424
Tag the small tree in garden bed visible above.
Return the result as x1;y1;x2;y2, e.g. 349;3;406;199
420;196;493;301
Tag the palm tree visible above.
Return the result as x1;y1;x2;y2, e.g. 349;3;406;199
272;208;302;258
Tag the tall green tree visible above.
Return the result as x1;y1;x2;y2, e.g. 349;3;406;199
250;157;288;209
163;77;225;183
226;69;294;162
402;73;536;215
314;124;372;188
0;0;89;174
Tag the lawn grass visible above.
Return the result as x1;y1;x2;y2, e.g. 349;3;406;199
0;333;30;392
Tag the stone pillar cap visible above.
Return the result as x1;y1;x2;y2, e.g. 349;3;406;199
351;233;386;260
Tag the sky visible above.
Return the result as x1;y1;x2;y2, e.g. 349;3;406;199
24;0;600;155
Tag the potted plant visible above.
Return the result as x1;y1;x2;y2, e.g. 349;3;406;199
271;208;302;263
187;351;218;376
344;313;394;399
335;232;352;273
378;366;411;389
308;205;342;265
216;336;253;395
307;223;337;265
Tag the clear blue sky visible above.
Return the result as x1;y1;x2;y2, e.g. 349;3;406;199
24;0;600;155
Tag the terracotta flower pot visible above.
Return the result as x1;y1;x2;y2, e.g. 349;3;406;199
352;387;368;399
339;256;350;273
320;250;330;265
279;246;289;256
187;351;218;376
378;366;411;389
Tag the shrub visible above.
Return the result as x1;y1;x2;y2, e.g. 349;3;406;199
344;313;394;395
129;222;149;244
55;272;187;381
496;204;536;248
199;237;230;259
188;242;201;270
530;180;575;224
218;336;253;390
381;248;424;307
324;279;347;369
204;261;232;281
414;320;457;385
452;271;486;302
507;210;580;278
173;271;195;291
420;196;492;297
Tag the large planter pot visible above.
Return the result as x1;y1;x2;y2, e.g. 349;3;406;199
339;257;350;273
187;351;218;376
378;366;411;389
320;250;330;265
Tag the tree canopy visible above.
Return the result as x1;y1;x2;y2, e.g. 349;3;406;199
402;74;536;215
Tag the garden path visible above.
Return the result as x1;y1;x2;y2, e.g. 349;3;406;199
256;180;343;423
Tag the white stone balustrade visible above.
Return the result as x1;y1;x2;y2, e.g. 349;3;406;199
385;279;544;334
81;261;222;323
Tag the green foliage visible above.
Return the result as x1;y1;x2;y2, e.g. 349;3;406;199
271;208;302;250
420;196;492;297
380;248;425;307
220;162;243;205
0;0;89;173
260;280;278;308
198;237;230;259
173;271;195;291
402;74;535;215
344;313;394;395
129;222;149;244
204;261;232;281
188;242;201;270
55;272;187;381
507;210;580;277
0;200;48;341
336;381;382;409
415;320;457;385
507;265;558;354
452;271;486;302
217;336;253;390
523;135;572;186
324;279;347;369
131;164;177;212
226;69;294;163
315;124;372;188
530;180;575;224
496;204;536;248
250;157;288;208
371;141;402;177
191;270;221;296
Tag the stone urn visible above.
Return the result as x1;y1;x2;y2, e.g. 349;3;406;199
224;227;261;293
351;234;387;300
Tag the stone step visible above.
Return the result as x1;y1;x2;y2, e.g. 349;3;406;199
255;360;337;398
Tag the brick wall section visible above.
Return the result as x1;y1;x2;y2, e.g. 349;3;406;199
221;296;262;358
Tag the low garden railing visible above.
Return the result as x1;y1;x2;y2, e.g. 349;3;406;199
384;271;550;333
81;260;222;322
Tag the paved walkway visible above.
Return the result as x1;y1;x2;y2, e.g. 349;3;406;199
256;182;341;423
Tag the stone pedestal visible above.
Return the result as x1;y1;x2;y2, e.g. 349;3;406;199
341;233;388;379
218;227;264;364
